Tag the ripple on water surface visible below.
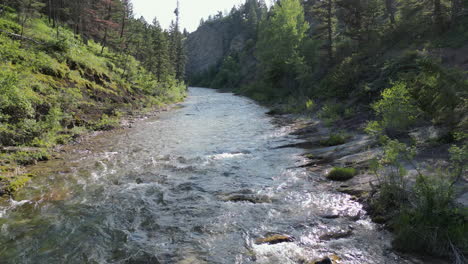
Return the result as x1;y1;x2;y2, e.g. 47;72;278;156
0;88;407;264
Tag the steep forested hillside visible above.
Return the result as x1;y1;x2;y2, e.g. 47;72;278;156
187;0;468;260
0;1;186;194
188;0;468;155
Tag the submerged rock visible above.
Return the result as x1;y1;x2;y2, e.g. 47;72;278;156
311;255;341;264
313;257;332;264
221;194;271;204
319;229;353;241
255;234;294;245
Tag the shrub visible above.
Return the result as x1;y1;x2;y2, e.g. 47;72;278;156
92;114;119;131
7;174;32;193
305;99;315;111
0;70;35;123
370;138;468;259
393;174;468;258
327;167;357;181
371;81;421;133
320;133;348;146
0;18;21;34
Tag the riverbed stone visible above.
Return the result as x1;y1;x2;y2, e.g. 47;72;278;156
312;257;332;264
255;234;294;245
319;229;353;241
310;255;341;264
221;194;271;204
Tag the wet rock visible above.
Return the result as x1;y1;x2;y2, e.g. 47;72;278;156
319;229;353;241
337;186;367;197
320;214;340;219
290;125;319;136
222;194;271;204
313;257;332;264
135;178;143;184
311;255;341;264
126;251;160;264
255;234;294;245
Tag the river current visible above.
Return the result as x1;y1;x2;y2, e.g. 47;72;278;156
0;88;409;263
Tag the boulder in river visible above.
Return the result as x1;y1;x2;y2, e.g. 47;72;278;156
319;229;353;241
313;257;332;264
221;194;271;204
311;254;341;264
255;234;294;245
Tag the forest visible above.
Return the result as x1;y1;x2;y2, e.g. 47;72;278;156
0;0;186;193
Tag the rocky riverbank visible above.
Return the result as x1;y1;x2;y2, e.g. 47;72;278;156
273;112;466;263
0;103;183;197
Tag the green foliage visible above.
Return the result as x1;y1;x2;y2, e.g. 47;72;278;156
92;114;119;131
0;18;21;33
327;167;357;181
318;101;345;126
403;56;467;126
319;56;363;98
370;138;467;258
393;174;468;257
371;81;422;133
256;0;309;97
210;55;241;89
6;174;32;193
0;69;35;124
0;15;186;195
305;99;315;111
320;133;348;146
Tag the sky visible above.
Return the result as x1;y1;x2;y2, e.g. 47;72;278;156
131;0;246;32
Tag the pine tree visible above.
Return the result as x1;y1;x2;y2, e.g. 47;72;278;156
168;0;186;81
312;0;337;63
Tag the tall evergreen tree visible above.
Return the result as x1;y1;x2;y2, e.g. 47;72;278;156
312;0;336;63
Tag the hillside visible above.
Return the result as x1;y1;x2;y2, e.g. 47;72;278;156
0;4;186;195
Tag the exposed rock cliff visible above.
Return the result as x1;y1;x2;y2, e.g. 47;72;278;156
185;18;251;78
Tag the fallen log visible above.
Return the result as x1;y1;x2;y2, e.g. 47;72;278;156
0;29;42;44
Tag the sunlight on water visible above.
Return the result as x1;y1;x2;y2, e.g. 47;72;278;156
0;88;405;263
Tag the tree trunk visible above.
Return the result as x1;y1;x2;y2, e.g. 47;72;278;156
451;0;461;28
434;0;443;32
385;0;395;25
100;1;113;54
120;9;126;39
326;0;333;63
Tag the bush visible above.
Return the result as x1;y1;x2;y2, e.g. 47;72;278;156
320;133;348;146
0;70;35;123
92;114;119;131
327;167;357;181
0;18;21;34
371;81;421;133
393;174;468;258
370;138;468;259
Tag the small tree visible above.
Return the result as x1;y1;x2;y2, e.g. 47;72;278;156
256;0;309;96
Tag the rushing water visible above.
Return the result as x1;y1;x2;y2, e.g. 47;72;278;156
0;88;409;263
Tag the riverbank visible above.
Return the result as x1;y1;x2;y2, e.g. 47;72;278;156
0;11;187;196
271;110;467;263
0;101;185;197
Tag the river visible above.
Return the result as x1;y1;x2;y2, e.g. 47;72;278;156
0;88;409;263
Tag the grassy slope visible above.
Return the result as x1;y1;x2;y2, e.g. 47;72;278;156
0;12;186;195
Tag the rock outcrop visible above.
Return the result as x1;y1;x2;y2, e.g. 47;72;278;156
185;21;248;78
